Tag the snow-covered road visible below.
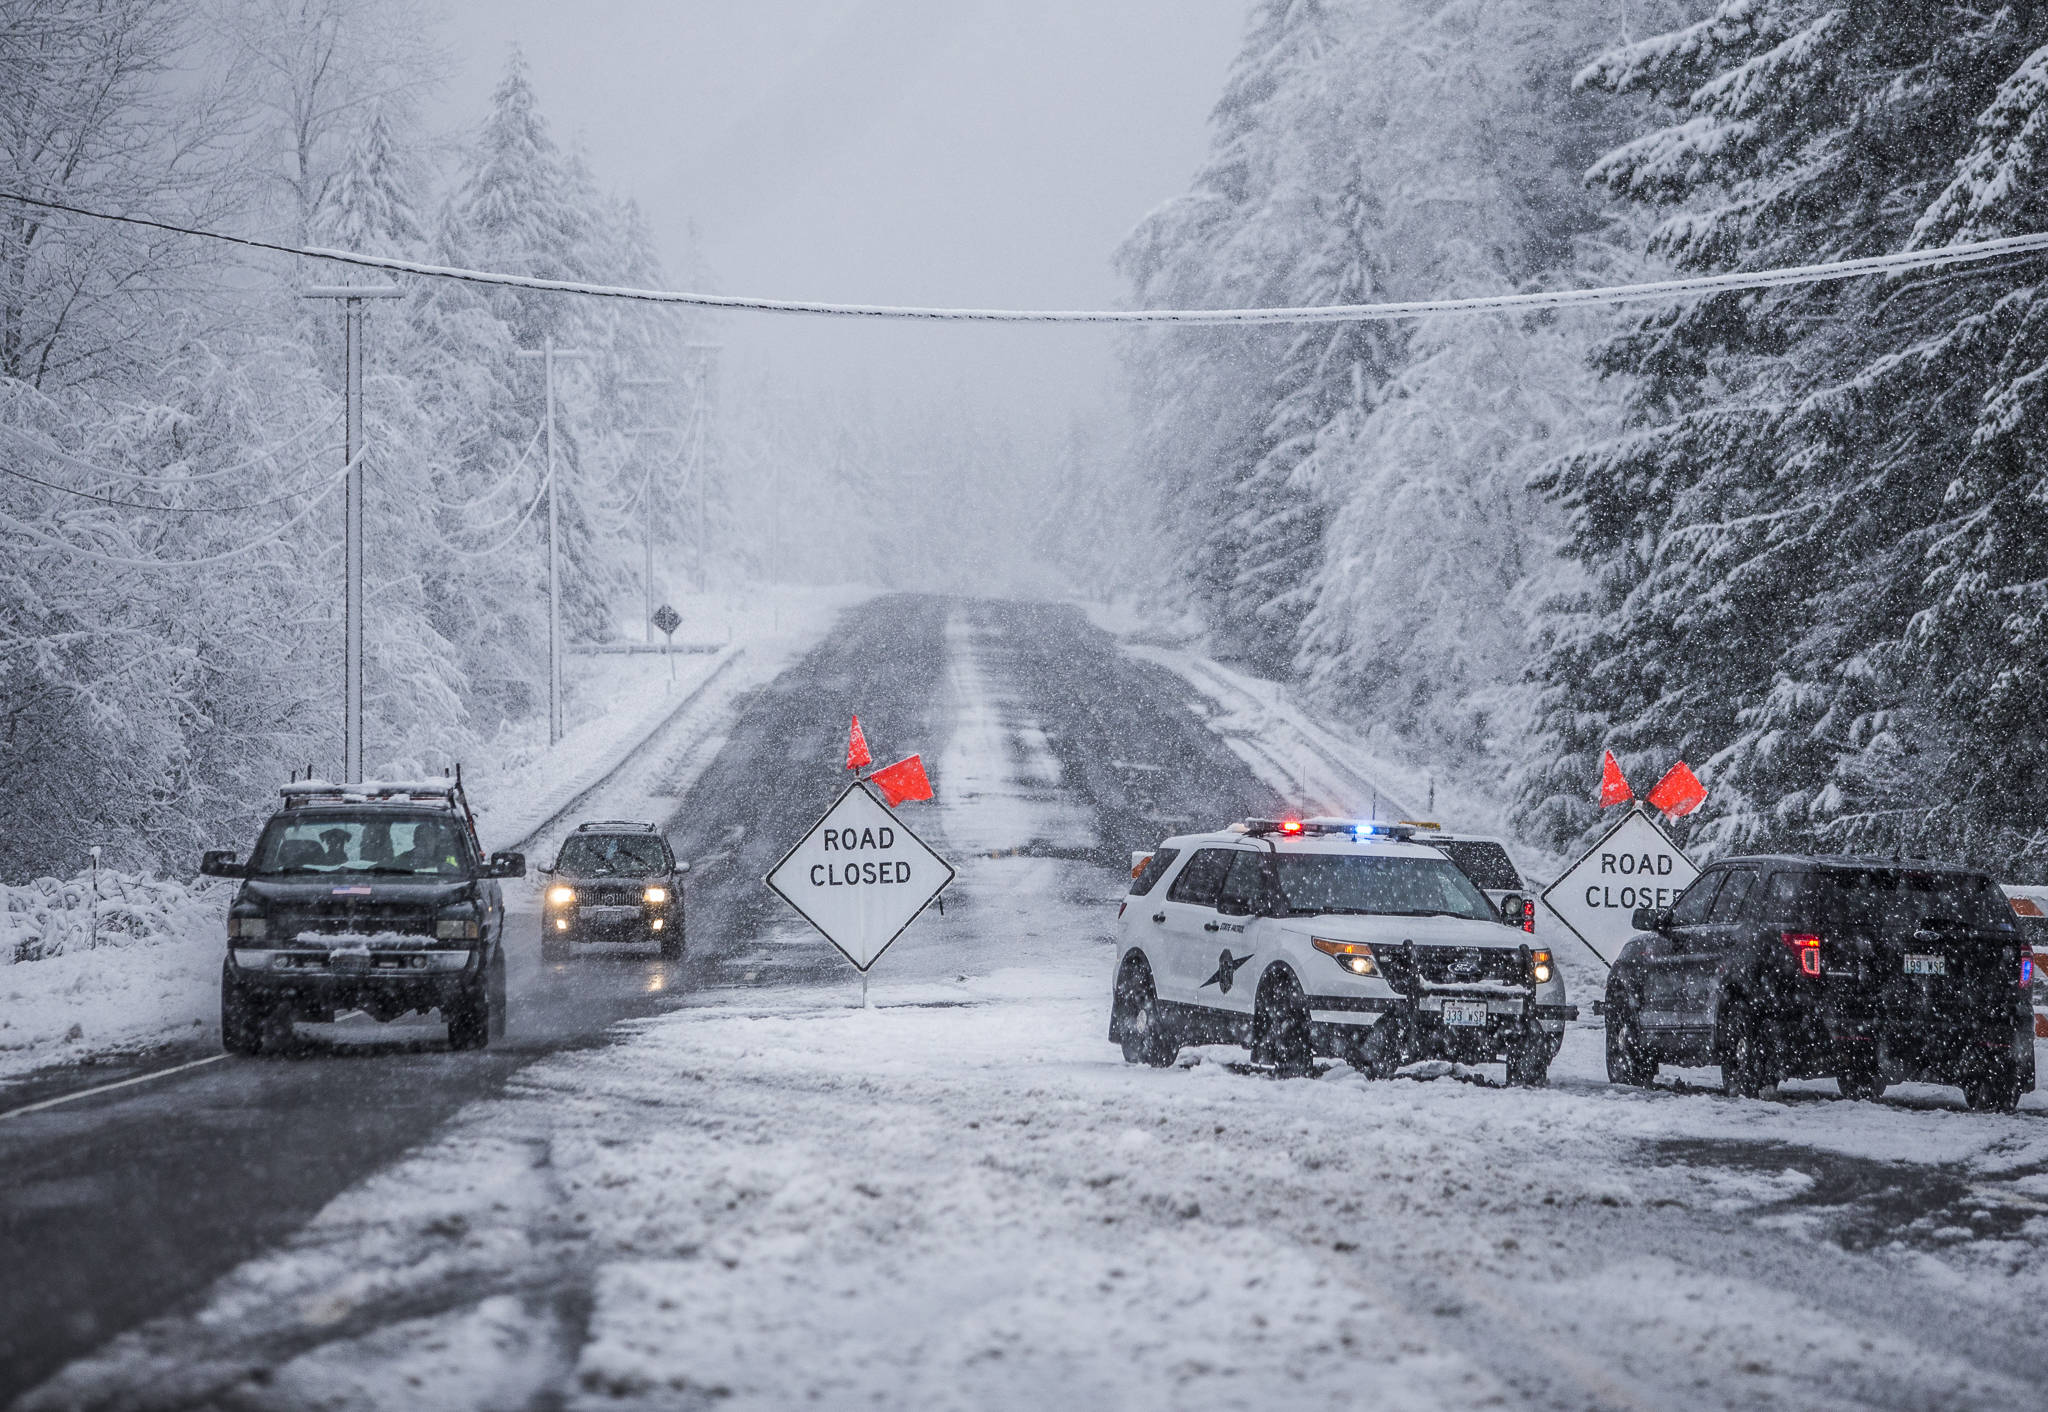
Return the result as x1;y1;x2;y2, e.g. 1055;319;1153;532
10;598;2048;1410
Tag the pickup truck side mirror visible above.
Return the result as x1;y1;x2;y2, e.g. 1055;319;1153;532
674;860;690;874
1499;892;1524;926
488;851;526;879
536;863;554;876
199;850;247;879
1632;905;1674;933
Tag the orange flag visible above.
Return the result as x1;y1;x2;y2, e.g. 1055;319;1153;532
1647;762;1707;818
846;715;872;771
868;754;933;807
1600;750;1634;807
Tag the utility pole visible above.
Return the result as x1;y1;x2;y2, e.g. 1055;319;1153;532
684;343;720;591
303;284;402;783
517;336;589;747
624;343;720;629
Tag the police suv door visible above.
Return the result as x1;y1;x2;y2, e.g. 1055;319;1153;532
1203;849;1270;1021
1152;846;1237;1005
1640;870;1724;1035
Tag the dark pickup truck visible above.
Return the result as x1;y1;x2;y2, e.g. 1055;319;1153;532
200;776;525;1053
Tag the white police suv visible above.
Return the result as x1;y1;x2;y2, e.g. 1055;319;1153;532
1109;818;1574;1082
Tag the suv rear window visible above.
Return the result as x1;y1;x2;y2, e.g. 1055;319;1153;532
1786;868;2015;940
1430;840;1523;891
1129;848;1180;896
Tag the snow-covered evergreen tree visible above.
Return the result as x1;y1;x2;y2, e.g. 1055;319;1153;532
1524;1;2048;867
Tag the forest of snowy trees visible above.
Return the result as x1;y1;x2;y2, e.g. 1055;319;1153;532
0;0;707;878
1125;0;2048;874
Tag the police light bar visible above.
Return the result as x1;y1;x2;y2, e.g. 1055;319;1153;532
1242;818;1420;841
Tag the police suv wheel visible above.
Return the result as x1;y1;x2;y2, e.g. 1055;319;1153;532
1114;959;1175;1067
1506;1027;1550;1087
1252;970;1313;1078
1835;1045;1886;1102
1718;998;1775;1099
1604;988;1655;1087
1963;1059;2023;1113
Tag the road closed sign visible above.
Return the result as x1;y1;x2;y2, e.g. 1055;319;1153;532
765;781;955;973
1540;806;1699;962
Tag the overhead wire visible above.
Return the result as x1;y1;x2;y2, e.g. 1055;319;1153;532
437;453;553;561
0;447;358;569
0;415;342;486
2;189;2046;325
0;455;351;513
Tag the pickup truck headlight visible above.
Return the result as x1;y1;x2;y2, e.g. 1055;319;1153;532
1312;938;1377;976
643;886;668;905
547;886;576;907
1531;949;1553;984
436;917;481;939
228;916;269;939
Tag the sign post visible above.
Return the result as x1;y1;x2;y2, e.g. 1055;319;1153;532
765;781;954;1005
1539;804;1699;968
651;602;682;685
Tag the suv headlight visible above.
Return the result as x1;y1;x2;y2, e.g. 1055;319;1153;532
228;916;269;939
1312;938;1377;976
436;917;481;939
547;885;576;907
643;886;668;905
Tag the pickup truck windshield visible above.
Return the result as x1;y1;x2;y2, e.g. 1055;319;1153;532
1271;854;1495;921
251;812;471;877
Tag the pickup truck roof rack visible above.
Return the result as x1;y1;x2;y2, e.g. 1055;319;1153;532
574;820;658;832
279;766;481;849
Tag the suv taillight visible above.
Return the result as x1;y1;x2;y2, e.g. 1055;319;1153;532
1782;932;1822;977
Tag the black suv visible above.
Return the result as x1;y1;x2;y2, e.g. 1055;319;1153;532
200;776;525;1054
539;821;684;961
1605;855;2036;1110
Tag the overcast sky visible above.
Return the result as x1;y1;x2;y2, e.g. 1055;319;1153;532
430;0;1247;440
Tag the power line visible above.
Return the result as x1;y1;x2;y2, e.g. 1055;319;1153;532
0;454;348;512
4;189;2047;326
0;448;357;569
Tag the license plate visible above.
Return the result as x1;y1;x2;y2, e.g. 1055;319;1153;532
1904;954;1946;976
1441;1001;1489;1027
330;952;369;973
579;905;639;921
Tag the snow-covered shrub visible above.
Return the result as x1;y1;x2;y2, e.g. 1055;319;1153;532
2;871;224;965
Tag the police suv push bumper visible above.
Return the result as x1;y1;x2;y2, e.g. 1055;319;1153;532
765;781;955;973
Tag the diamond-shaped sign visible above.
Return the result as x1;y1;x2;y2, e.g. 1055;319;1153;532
651;603;682;637
765;781;954;972
1540;806;1699;963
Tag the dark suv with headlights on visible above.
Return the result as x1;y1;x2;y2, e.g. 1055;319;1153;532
1604;856;2036;1110
540;821;685;961
200;776;524;1054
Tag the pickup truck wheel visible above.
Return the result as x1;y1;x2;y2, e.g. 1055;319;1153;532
220;965;262;1056
658;920;683;961
1252;970;1313;1078
446;981;491;1051
487;949;507;1041
541;924;569;963
1113;958;1175;1067
1604;988;1655;1087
